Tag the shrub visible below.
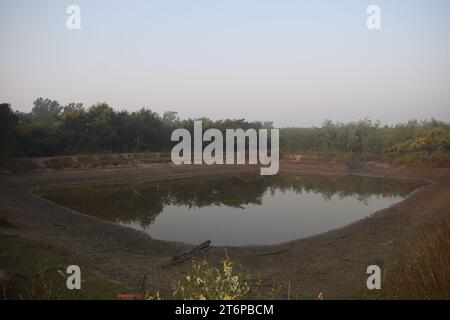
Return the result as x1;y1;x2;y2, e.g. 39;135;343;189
147;255;250;300
391;220;449;299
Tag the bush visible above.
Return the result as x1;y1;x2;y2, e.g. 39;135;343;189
391;220;449;299
148;255;250;300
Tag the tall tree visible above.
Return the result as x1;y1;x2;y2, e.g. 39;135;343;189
31;97;63;124
0;103;18;157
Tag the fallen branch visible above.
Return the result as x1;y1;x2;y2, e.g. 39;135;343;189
161;240;211;269
173;240;211;263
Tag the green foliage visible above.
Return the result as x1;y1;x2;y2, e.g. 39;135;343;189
1;98;271;157
1;98;449;166
281;119;450;167
0;104;18;157
30;98;63;125
389;126;450;154
388;220;449;299
0;235;130;300
146;254;250;300
15;123;62;157
280;119;449;154
145;253;297;300
172;256;250;300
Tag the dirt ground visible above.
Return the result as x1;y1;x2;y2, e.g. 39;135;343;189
0;161;449;299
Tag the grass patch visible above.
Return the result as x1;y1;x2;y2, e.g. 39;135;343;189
389;220;449;299
147;254;250;300
147;253;297;300
0;234;130;300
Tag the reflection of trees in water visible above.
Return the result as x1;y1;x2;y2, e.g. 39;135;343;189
40;174;423;228
271;175;422;205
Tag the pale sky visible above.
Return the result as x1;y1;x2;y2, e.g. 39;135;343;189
1;0;449;126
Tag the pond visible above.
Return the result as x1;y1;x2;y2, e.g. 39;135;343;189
36;173;423;246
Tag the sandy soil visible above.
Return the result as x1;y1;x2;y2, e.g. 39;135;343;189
0;162;449;299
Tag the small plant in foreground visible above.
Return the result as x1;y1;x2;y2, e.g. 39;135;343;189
391;220;449;299
144;253;298;300
146;254;251;300
172;254;250;300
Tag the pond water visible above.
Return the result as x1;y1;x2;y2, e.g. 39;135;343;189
37;174;423;246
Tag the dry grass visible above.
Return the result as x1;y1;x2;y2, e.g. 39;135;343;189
393;220;449;299
146;252;296;300
147;253;250;300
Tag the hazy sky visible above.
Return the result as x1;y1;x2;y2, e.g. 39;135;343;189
1;0;449;126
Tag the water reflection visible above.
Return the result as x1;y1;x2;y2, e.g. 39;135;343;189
37;174;423;246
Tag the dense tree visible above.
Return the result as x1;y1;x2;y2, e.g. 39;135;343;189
0;98;449;166
279;118;449;155
0;104;18;157
30;98;63;124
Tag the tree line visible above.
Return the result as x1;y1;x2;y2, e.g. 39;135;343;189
280;119;449;154
1;98;449;162
0;98;271;157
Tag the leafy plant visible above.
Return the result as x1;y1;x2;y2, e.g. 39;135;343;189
169;254;249;300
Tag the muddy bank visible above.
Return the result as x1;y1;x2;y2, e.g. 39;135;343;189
0;162;448;299
0;152;171;172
